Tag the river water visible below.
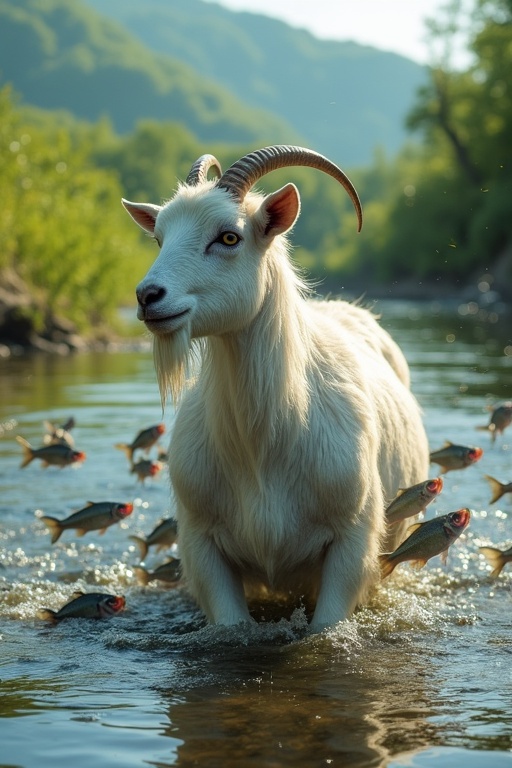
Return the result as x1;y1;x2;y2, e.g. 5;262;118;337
0;299;511;768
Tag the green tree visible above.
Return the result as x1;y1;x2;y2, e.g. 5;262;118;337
350;0;512;293
0;85;148;335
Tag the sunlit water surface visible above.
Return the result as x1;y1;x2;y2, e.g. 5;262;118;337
1;300;511;767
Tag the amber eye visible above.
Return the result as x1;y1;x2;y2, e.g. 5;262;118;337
219;231;240;246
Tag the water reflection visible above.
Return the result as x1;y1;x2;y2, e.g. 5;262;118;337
154;631;441;768
1;300;512;768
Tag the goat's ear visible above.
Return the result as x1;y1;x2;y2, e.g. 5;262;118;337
121;199;161;234
258;183;300;238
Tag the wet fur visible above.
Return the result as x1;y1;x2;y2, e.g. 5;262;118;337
126;182;430;631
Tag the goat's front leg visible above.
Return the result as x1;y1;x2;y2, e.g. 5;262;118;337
310;522;378;632
182;532;253;626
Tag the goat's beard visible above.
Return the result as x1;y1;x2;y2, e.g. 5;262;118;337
153;325;194;407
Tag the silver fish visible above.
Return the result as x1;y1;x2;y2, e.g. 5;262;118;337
476;403;512;443
130;517;178;561
16;436;86;469
379;508;471;578
115;423;165;464
429;441;483;473
38;591;125;621
130;459;162;484
41;501;133;543
385;477;443;525
133;557;181;586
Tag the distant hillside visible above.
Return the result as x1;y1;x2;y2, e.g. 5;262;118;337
84;0;428;166
0;0;298;146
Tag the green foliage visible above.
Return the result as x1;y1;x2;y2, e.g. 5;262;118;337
349;0;512;292
0;85;148;333
2;0;512;327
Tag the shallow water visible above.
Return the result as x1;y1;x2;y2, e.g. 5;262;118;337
1;299;511;767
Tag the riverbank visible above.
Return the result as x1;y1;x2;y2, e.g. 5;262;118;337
0;269;150;357
1;268;509;357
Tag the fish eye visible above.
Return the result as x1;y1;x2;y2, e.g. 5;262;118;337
451;511;466;525
218;231;240;246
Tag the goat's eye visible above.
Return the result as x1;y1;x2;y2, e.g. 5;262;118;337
218;231;240;246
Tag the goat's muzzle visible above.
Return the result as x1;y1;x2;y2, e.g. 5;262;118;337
136;283;166;320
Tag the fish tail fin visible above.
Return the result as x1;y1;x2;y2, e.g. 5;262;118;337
115;443;133;463
378;554;397;580
485;475;505;504
479;547;507;578
37;608;58;621
129;536;148;562
133;566;150;586
40;516;63;544
16;436;34;468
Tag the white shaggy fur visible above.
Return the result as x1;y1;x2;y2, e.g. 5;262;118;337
123;174;429;631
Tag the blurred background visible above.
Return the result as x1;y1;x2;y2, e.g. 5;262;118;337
1;0;511;351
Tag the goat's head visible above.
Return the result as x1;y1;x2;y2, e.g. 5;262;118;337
122;145;362;403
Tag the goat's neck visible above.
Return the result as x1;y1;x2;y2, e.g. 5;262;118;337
203;259;311;462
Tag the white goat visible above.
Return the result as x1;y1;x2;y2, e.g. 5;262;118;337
123;145;429;631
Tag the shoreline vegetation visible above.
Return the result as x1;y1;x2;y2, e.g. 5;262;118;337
2;0;512;357
1;265;509;358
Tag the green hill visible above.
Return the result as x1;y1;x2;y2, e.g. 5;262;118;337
83;0;428;166
0;0;298;145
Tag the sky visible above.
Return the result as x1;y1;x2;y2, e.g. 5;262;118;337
205;0;460;65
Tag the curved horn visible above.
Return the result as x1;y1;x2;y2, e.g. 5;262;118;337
186;154;222;186
217;145;362;231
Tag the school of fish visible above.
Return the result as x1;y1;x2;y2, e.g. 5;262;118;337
11;400;512;621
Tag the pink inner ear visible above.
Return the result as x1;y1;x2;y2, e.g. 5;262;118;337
122;199;159;234
263;184;300;237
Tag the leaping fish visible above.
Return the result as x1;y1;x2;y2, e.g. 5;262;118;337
379;508;471;579
41;501;133;543
133;558;182;586
130;517;178;561
385;477;443;525
476;403;512;443
16;436;85;469
429;442;483;473
115;424;165;464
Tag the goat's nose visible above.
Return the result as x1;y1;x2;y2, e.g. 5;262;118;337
136;283;166;307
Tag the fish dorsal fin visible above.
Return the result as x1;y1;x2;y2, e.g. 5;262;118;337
395;488;406;498
406;521;424;536
85;501;95;507
442;440;453;447
71;590;85;599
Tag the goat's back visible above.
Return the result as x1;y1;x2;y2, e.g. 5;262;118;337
309;299;411;387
